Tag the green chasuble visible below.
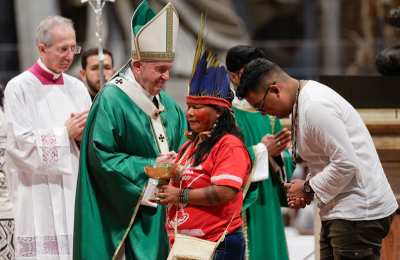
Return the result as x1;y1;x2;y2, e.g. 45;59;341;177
74;69;186;260
233;102;293;260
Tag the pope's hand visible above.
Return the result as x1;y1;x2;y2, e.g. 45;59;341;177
156;151;177;165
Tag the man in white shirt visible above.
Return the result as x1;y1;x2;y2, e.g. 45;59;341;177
226;45;293;260
237;58;398;260
4;16;92;259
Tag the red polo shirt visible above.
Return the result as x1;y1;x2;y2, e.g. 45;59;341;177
167;134;250;243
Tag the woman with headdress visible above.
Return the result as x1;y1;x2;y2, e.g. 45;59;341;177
156;36;250;260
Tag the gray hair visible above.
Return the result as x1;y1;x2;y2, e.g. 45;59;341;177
35;16;74;46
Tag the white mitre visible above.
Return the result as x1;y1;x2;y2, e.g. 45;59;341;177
131;0;179;61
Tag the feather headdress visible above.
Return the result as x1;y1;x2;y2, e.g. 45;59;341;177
186;15;234;109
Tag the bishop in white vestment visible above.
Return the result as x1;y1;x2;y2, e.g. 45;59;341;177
5;15;92;259
4;57;91;259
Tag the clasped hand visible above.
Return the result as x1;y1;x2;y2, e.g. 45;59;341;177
285;179;313;209
155;152;177;165
65;111;89;141
261;128;291;157
154;184;180;205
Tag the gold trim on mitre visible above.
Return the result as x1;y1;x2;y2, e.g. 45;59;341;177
132;3;179;61
131;51;175;61
166;5;173;53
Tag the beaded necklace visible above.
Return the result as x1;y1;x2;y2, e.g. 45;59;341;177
291;80;301;163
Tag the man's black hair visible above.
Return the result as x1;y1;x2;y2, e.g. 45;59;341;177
225;45;266;73
81;47;113;69
236;58;276;99
376;45;400;76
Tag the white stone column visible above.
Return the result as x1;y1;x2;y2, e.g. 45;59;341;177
321;0;341;75
15;0;59;69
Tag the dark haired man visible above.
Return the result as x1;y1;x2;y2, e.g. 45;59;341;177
80;47;114;99
238;58;398;260
226;46;293;260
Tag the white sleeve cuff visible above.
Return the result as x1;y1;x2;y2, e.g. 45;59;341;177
35;127;73;175
250;143;269;182
141;178;159;208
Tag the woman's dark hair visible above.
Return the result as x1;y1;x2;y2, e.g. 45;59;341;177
226;45;266;73
189;106;244;166
236;58;277;99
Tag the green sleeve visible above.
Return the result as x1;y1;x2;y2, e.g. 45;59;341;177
273;117;283;133
159;92;187;152
272;117;295;205
176;104;188;148
74;92;159;260
89;101;155;191
247;145;256;162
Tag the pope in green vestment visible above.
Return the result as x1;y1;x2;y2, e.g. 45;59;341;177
74;1;185;259
73;67;186;260
234;100;293;260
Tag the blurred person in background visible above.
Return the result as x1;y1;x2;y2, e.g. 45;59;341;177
375;45;400;76
4;15;91;259
226;45;293;260
0;85;14;260
80;47;115;100
375;34;400;260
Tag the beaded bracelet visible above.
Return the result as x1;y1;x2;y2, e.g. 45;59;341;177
183;188;189;204
179;188;190;204
178;189;184;204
